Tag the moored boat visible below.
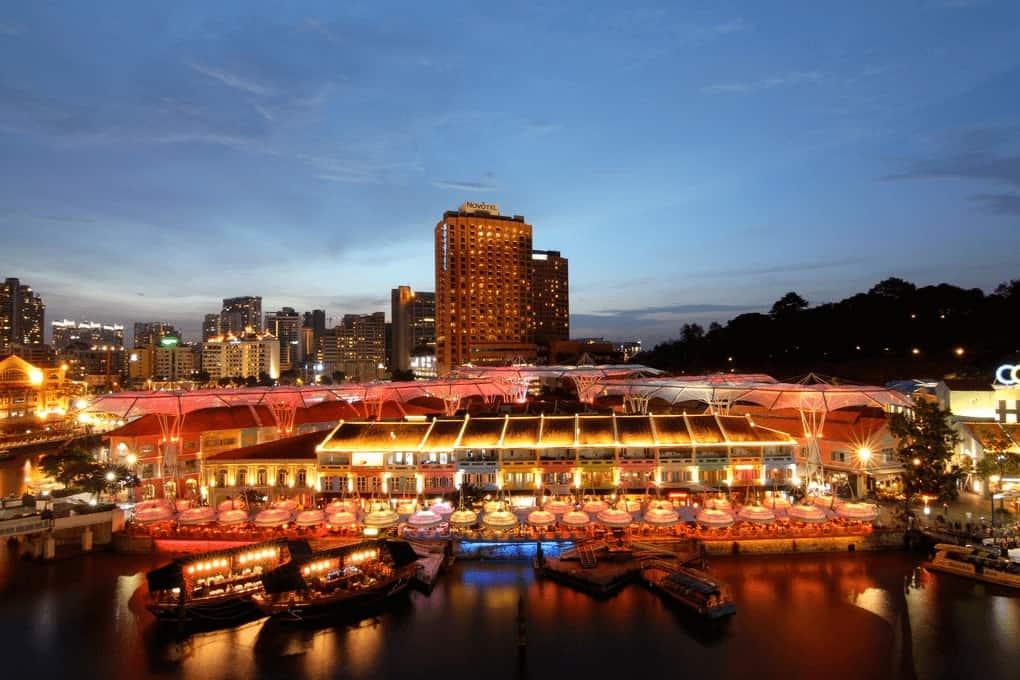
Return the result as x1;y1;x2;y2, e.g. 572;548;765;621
924;543;1020;589
641;559;736;619
253;539;419;622
145;539;293;624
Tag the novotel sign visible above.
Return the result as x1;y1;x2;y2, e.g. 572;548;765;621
995;364;1020;386
459;201;500;216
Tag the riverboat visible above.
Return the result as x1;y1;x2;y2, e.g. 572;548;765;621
253;539;418;622
145;539;295;624
640;559;736;619
924;543;1020;589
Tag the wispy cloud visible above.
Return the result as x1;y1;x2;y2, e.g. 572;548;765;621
887;152;1020;187
432;179;500;191
703;70;823;94
0;22;24;35
301;18;339;44
970;193;1020;215
187;61;275;96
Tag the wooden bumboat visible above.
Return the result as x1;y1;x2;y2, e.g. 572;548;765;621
924;543;1020;589
641;559;737;619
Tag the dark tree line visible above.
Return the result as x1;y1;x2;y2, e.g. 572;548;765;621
636;277;1020;383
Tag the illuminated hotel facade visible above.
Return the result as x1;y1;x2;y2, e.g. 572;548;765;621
435;203;537;375
310;413;796;498
531;250;569;345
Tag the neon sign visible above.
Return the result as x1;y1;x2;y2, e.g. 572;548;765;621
995;364;1020;385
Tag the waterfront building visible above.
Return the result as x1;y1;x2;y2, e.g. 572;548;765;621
313;413;795;498
936;375;1020;492
203;431;324;507
735;406;901;496
51;319;124;351
265;307;302;372
435;202;537;374
220;296;262;335
106;401;360;500
0;354;81;428
202;313;220;341
318;313;386;382
0;277;45;356
133;321;180;348
531;250;569;346
617;341;642;362
391;286;436;374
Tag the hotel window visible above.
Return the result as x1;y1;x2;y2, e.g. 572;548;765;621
237;468;247;486
297;469;307;486
882;448;895;464
831;451;848;463
257;469;268;486
216;469;227;486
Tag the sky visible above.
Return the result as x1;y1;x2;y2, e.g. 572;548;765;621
1;1;1019;345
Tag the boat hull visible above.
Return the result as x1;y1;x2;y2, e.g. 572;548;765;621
924;559;1020;589
146;593;263;626
255;572;414;623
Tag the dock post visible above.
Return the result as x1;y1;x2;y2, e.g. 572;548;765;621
82;527;94;552
43;533;56;560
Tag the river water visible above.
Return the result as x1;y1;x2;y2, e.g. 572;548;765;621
0;545;1015;680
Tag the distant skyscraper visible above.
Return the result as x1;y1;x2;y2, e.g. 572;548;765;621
200;331;279;381
435;202;535;374
220;296;262;335
133;321;179;348
531;250;569;345
51;320;124;350
0;277;45;355
391;286;436;374
303;309;325;338
319;312;386;382
202;313;220;341
265;307;301;372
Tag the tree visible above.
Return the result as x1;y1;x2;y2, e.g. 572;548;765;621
390;369;415;381
869;277;916;299
244;375;259;387
680;323;705;343
194;370;211;384
770;292;808;317
37;451;138;497
257;371;274;387
217;377;233;387
332;370;346;383
974;433;1020;526
890;400;964;503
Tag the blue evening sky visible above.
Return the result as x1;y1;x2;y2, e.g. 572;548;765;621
1;1;1018;344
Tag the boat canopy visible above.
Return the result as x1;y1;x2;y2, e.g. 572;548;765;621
260;540;416;595
145;538;290;593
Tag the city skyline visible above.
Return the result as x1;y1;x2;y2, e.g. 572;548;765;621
2;2;1019;345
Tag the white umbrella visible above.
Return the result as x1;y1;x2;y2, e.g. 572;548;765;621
643;505;680;526
254;507;293;527
408;508;443;528
134;505;175;524
326;499;359;514
272;499;298;511
364;504;400;529
788;504;827;523
483;500;501;514
295;509;326;527
762;494;791;509
527;509;557;527
560;510;591;528
177;506;216;525
326;510;358;527
429;500;454;517
543;499;572;516
597;508;633;528
737;505;776;524
217;508;249;525
582;499;609;515
449;508;478;528
482;509;519;530
836;502;879;522
396;501;417;521
696;508;735;528
705;498;732;511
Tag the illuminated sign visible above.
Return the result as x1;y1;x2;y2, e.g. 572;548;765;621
459;201;500;215
996;364;1020;386
160;337;179;347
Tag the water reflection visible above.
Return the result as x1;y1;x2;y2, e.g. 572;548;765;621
1;546;1018;680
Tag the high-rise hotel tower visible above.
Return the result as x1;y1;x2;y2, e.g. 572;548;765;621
435;202;537;375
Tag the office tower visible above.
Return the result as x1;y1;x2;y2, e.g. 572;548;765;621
303;309;326;344
133;321;179;348
202;313;220;341
51;320;124;351
531;250;569;345
434;202;535;374
265;307;301;372
391;286;436;374
0;277;45;355
220;296;262;335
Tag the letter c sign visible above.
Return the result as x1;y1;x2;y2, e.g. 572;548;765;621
996;364;1020;385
